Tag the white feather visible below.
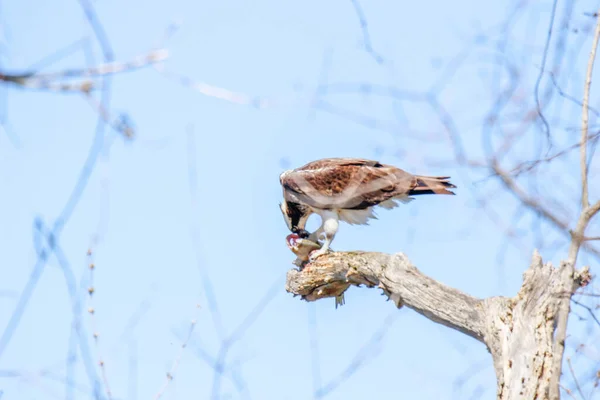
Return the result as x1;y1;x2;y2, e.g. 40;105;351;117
309;194;413;227
395;195;415;204
376;195;414;210
378;199;398;210
337;207;377;225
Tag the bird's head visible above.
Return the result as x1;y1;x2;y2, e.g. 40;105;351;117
279;200;310;238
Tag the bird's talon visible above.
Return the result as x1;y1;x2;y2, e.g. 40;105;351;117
308;249;329;262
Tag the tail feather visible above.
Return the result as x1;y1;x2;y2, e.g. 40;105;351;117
408;175;456;196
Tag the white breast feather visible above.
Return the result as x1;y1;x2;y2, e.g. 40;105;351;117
311;194;414;226
338;207;377;225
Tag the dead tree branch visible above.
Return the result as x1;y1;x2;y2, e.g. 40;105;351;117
286;250;591;400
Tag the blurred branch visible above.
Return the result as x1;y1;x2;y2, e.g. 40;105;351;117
533;0;559;148
186;127;226;340
307;305;321;399
510;131;600;177
567;358;585;400
156;66;272;107
0;49;167;92
86;249;113;400
348;0;384;64
491;160;570;231
210;275;282;400
315;312;397;398
490;160;600;260
154;304;200;400
550;11;600;399
579;10;600;212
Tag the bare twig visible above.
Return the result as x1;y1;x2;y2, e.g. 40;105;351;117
533;0;559;148
580;9;600;211
307;305;321;399
315;312;397;398
491;160;570;232
567;357;586;400
210;275;282;400
187;126;225;340
156;66;273;107
154;304;201;400
571;298;600;328
491;161;600;260
86;249;113;400
511;131;600;176
348;0;384;64
0;49;167;92
560;383;579;400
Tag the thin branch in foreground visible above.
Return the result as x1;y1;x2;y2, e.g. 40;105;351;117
156;66;274;107
533;0;559;149
571;298;600;328
315;312;397;398
83;92;135;139
78;0;115;60
186;126;225;340
491;160;570;233
490;161;600;261
210;275;282;400
173;331;247;394
567;357;585;400
128;341;138;400
307;305;321;399
35;222;104;398
86;248;113;400
580;8;600;211
154;304;201;400
349;0;384;64
549;72;600;118
511;131;600;177
0;49;167;92
560;383;578;400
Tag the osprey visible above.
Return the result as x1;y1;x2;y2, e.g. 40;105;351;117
279;157;456;260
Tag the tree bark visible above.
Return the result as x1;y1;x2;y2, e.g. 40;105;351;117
285;250;591;400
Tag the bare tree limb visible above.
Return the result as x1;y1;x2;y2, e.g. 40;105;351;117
348;0;384;64
490;160;600;261
286;251;485;341
286;250;591;400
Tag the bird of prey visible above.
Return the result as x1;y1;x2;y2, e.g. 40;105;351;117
279;157;456;260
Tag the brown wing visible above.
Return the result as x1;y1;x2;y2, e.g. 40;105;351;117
280;158;419;209
293;157;384;171
409;175;456;196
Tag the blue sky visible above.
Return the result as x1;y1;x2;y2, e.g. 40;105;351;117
1;0;599;399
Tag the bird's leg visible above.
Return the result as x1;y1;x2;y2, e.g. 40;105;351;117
309;211;338;261
308;225;325;243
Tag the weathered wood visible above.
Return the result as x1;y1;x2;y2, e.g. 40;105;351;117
285;250;590;399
